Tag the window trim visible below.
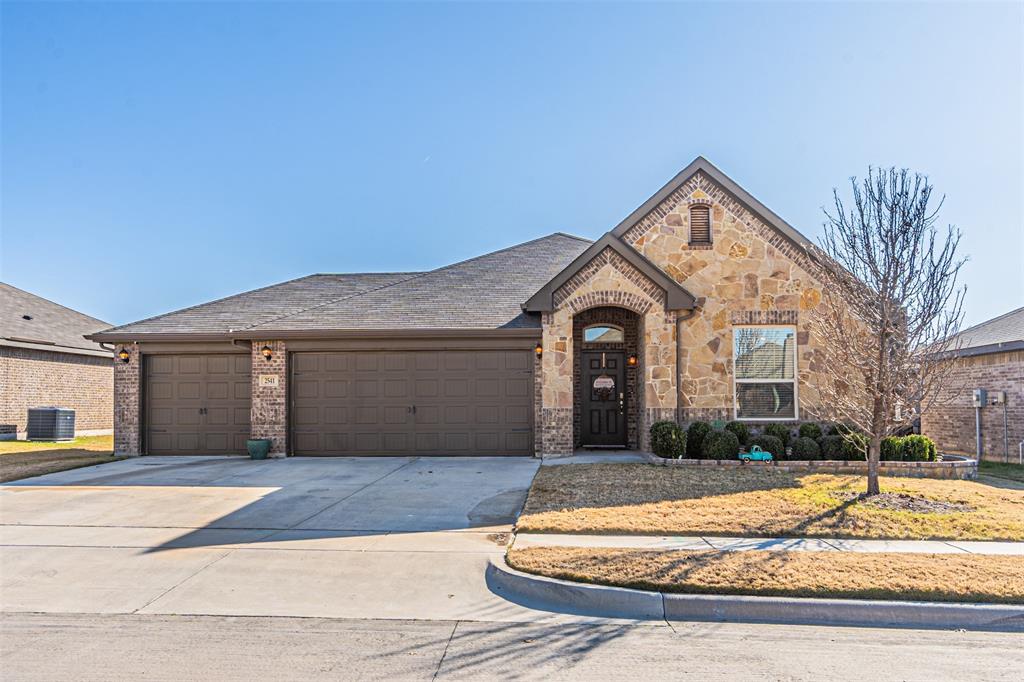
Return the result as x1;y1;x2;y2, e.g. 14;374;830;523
732;324;799;422
582;324;625;345
688;204;713;245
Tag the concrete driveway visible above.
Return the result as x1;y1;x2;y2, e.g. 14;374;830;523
0;455;555;622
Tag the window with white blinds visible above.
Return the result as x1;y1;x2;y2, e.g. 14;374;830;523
689;205;711;244
733;326;798;420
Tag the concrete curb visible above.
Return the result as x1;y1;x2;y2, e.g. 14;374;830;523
488;557;1024;631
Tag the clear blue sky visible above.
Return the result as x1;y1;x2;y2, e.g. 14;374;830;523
2;1;1021;328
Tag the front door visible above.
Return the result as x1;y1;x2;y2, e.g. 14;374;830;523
581;351;626;447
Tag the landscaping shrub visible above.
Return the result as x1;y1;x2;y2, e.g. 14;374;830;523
686;421;712;459
749;434;785;459
702;430;740;460
798;422;823;441
881;436;902;461
724;421;750;445
650;421;687;459
842;432;869;461
790;436;821;460
764;423;792;446
901;435;937;462
818;435;846;460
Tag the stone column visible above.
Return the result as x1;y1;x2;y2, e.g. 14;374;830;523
250;340;288;457
539;310;574;456
640;310;678;451
113;343;141;456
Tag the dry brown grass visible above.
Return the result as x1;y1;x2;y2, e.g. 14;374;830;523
0;436;122;483
508;546;1024;604
517;464;1024;541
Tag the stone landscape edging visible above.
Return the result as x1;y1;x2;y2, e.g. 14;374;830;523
487;557;1024;631
640;453;978;479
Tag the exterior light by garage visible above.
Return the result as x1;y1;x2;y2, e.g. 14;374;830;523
261;345;273;361
627;354;638;366
534;343;543;358
117;348;130;363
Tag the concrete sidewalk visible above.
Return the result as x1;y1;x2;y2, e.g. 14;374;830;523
512;533;1024;555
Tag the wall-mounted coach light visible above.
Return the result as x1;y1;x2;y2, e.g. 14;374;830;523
118;348;130;363
261;345;273;361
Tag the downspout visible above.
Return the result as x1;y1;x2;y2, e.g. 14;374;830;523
675;300;702;424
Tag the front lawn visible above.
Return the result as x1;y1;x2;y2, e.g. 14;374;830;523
0;435;123;483
507;546;1024;604
516;464;1024;541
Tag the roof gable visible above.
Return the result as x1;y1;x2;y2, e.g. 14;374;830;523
0;283;112;357
610;156;815;251
522;234;696;312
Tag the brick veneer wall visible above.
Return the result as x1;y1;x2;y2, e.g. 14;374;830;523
250;340;288;456
921;350;1023;462
572;307;640;449
0;346;113;435
113;344;141;455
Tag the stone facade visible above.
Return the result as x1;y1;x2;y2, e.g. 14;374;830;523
0;346;113;436
538;170;831;455
250;340;288;456
113;344;141;455
921;350;1023;462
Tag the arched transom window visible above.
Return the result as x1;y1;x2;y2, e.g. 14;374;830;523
583;324;624;344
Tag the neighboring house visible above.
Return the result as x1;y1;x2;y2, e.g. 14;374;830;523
0;283;114;439
921;307;1023;462
90;157;832;458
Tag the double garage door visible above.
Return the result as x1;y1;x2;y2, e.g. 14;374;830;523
291;350;534;456
143;350;534;456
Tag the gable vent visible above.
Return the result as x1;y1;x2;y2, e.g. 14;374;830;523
689;205;711;244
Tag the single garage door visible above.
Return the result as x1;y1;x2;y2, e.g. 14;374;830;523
145;354;251;455
291;350;533;456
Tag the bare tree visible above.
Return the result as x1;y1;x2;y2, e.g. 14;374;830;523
809;168;966;495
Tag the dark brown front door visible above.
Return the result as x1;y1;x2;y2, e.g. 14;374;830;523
581;351;626;447
144;354;251;455
290;350;533;455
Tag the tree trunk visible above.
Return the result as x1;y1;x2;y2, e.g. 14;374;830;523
867;436;881;496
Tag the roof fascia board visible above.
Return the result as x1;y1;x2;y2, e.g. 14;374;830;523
87;328;542;343
610;156;815;250
0;338;113;358
522;233;696;312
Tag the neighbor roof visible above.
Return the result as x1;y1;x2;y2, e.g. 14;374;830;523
90;233;593;340
948;307;1024;357
0;283;113;358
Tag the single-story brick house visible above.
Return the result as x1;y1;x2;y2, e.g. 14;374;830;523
1;283;114;439
921;307;1023;462
90;157;832;458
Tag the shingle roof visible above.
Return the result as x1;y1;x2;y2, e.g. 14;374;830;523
92;233;592;339
949;306;1024;356
0;283;113;357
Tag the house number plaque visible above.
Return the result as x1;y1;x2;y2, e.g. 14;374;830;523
258;374;279;387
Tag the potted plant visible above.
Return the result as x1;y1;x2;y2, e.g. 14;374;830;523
246;438;273;460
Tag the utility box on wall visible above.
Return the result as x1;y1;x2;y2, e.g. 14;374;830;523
972;389;987;408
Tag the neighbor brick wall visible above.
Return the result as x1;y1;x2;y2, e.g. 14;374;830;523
113;344;141;455
921;350;1023;462
0;346;113;434
250;340;288;456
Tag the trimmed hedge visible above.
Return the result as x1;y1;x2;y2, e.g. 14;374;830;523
703;430;741;460
790;436;821;460
686;421;713;459
724;421;750;445
650;421;687;459
880;435;937;462
842;433;869;461
749;434;785;459
798;422;823;441
818;435;846;459
764;423;792;446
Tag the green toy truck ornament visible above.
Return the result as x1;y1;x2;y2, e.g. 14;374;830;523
739;445;773;463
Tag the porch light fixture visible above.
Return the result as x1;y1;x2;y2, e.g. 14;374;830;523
534;343;543;358
117;348;130;363
627;354;638;366
261;345;273;361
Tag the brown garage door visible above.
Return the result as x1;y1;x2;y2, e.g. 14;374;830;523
145;354;251;455
291;350;533;456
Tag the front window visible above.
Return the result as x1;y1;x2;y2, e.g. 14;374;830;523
583;325;624;344
733;326;797;420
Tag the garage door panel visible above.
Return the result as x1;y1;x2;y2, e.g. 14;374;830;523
145;353;251;455
291;350;533;456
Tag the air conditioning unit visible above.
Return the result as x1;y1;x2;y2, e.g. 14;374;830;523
27;407;75;441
